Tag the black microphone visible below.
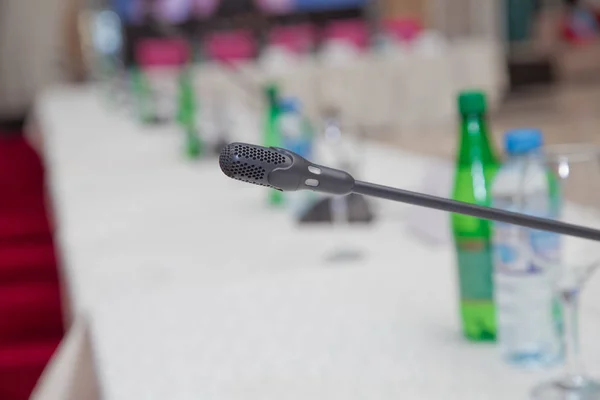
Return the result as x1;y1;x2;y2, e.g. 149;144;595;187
219;143;600;242
219;142;355;194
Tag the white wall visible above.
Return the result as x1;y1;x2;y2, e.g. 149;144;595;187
429;0;505;41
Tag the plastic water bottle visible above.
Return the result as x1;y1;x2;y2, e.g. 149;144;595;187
279;97;315;217
492;129;562;367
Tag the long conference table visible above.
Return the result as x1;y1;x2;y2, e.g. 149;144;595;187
37;85;600;399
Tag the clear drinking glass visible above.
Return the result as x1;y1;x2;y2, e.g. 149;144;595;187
529;144;600;399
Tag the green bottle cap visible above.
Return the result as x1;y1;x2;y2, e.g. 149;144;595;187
458;91;487;114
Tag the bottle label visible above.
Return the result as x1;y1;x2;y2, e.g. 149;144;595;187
456;239;494;301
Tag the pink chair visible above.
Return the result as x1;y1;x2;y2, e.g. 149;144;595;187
204;30;257;64
322;19;370;51
384;18;423;43
268;24;316;54
135;38;191;68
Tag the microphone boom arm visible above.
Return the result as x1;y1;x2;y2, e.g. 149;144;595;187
219;142;600;242
353;180;600;242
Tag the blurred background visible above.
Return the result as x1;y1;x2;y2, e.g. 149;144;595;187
5;0;600;399
79;0;600;155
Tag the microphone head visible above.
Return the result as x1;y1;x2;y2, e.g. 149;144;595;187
219;143;292;189
220;142;356;195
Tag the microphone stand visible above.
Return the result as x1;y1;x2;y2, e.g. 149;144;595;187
352;180;600;242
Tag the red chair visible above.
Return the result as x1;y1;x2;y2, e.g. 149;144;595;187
135;38;191;68
204;30;257;64
0;134;65;399
0;341;61;400
268;24;316;54
0;136;54;241
0;282;64;344
322;19;370;51
0;242;58;284
384;18;423;44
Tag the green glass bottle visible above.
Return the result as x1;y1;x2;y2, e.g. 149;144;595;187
264;84;284;206
176;68;193;126
177;68;203;159
130;66;154;125
451;91;500;342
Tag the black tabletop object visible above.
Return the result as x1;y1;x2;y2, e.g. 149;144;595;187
299;194;375;224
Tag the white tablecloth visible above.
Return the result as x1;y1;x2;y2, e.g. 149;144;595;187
38;86;600;400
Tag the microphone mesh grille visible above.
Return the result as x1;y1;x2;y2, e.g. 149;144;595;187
219;146;236;178
219;144;289;188
235;144;287;165
230;162;267;185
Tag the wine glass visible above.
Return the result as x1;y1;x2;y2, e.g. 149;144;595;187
529;144;600;399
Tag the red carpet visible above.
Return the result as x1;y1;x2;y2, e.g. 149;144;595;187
0;135;65;399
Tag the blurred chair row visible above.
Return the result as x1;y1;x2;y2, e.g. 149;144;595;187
135;22;506;136
135;18;421;63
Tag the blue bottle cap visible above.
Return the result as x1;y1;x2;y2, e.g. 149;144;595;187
279;97;301;113
504;128;544;154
